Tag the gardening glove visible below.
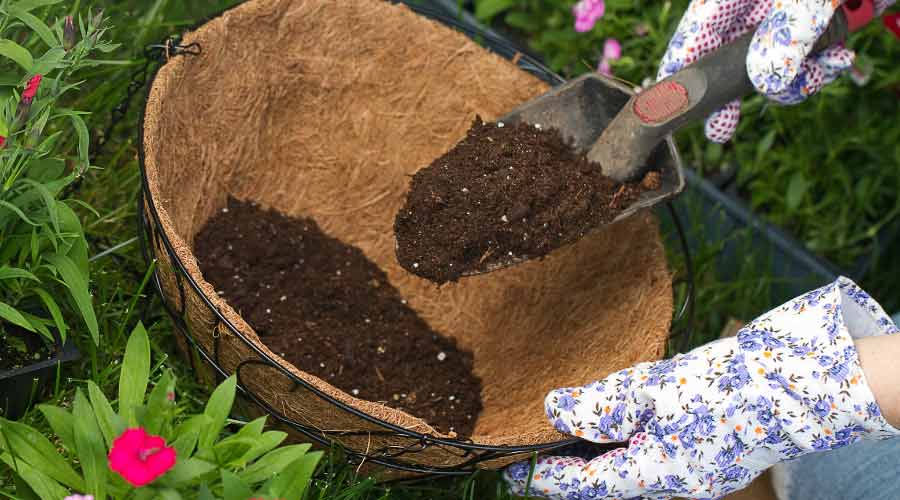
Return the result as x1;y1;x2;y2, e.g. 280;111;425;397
504;277;900;500
657;0;894;143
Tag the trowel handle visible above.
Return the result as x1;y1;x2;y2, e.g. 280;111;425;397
592;0;874;182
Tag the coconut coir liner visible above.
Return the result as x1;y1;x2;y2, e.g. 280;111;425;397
140;0;674;467
195;198;482;436
396;117;662;283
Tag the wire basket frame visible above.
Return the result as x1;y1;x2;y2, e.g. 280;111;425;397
137;0;696;475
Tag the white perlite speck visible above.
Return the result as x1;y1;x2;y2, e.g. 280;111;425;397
412;263;419;268
461;187;469;193
497;122;505;128
352;389;360;396
501;215;509;223
266;308;271;314
437;351;447;361
534;123;542;129
280;295;287;301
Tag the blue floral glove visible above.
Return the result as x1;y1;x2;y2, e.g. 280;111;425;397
657;0;894;143
504;277;900;499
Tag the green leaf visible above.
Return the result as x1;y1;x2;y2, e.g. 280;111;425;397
171;414;209;459
37;404;75;449
755;129;777;160
239;444;311;484
0;301;35;331
786;172;810;211
46;253;97;344
0;200;40;226
474;0;515;21
162;458;216;486
30;47;66;75
266;451;322;500
0;39;33;71
72;389;107;500
22;179;59;233
222;469;254;500
199;375;236;450
0;418;85;489
0;453;70;500
157;489;183;500
33;288;67;341
198;484;216;500
232;430;287;469
0;266;39;281
88;381;124;448
12;0;65;12
8;6;57;47
58;110;90;170
118;322;151;425
143;370;175;435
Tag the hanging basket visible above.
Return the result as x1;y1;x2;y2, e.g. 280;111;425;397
138;0;679;474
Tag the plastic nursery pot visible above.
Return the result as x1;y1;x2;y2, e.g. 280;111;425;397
0;336;79;420
137;0;686;475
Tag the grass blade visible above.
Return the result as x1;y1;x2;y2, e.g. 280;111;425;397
0;301;36;331
46;252;98;344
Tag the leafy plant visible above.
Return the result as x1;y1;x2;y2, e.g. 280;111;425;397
0;1;119;348
0;322;323;500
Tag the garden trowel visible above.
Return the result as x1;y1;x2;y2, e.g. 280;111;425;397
464;0;874;277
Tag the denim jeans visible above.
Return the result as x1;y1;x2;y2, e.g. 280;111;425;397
771;436;900;500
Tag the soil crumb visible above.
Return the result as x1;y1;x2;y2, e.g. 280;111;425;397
195;198;482;436
395;116;657;284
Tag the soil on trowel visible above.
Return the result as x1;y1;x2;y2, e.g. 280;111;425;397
394;116;661;284
195;198;482;436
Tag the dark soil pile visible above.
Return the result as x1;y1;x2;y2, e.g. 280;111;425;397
395;117;659;284
194;198;482;436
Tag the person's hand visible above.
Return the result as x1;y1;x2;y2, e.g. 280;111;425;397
504;277;899;499
657;0;894;143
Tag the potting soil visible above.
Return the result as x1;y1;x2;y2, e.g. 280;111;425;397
195;198;482;436
395;117;659;283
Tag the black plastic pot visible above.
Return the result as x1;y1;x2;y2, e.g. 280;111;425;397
0;339;79;420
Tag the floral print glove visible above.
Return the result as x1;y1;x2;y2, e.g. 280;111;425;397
504;277;900;499
657;0;895;143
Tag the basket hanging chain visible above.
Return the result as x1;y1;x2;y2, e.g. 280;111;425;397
92;36;202;162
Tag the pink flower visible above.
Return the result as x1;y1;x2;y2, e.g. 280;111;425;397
885;13;900;39
597;38;622;76
64;495;94;500
108;428;177;487
0;136;5;149
573;0;605;32
22;74;41;102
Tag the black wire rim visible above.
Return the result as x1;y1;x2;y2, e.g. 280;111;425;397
135;0;696;475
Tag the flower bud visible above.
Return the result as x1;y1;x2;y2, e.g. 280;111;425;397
91;9;104;29
63;16;77;51
14;75;42;129
0;136;5;149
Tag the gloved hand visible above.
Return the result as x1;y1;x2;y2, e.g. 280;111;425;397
657;0;895;143
504;277;899;499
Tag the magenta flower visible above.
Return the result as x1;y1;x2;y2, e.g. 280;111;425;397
64;495;94;500
107;428;176;487
573;0;605;32
597;38;622;76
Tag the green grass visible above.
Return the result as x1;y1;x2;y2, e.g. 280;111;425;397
2;0;898;498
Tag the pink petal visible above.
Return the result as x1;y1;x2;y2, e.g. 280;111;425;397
573;0;605;32
598;59;613;76
603;38;622;60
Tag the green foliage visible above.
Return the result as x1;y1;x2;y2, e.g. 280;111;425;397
0;1;118;346
0;324;323;500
